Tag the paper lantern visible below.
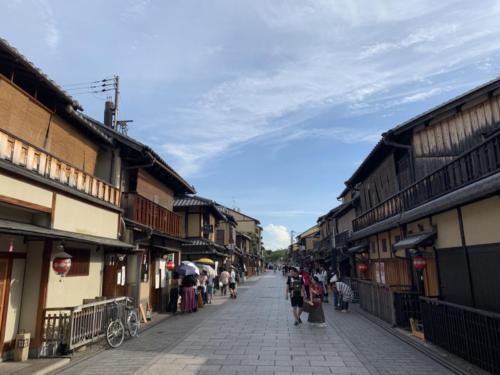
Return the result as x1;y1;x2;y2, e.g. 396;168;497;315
52;251;72;276
413;255;427;271
357;263;369;273
166;260;175;271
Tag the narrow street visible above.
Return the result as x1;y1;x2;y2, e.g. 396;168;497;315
58;274;452;375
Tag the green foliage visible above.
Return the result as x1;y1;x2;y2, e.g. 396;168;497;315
264;249;287;263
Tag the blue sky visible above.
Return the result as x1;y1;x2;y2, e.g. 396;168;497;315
2;0;500;249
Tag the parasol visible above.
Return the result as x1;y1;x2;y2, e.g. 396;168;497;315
197;263;216;277
175;261;200;276
193;258;215;265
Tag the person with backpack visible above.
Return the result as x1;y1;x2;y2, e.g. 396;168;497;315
285;267;305;326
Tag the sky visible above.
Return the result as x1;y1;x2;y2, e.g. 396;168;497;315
1;0;500;250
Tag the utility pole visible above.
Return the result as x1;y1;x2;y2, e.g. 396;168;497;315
113;75;119;130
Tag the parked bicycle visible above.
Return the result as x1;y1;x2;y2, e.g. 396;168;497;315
106;297;140;348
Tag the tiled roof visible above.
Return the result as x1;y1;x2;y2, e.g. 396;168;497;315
174;196;227;220
0;38;82;110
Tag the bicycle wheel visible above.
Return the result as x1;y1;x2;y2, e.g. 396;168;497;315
127;310;140;337
106;319;125;348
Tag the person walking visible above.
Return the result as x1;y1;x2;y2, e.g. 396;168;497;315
285;267;305;326
199;270;208;304
220;268;230;296
333;280;354;312
307;276;326;326
166;272;180;313
329;271;340;309
207;272;214;304
229;267;237;298
300;267;312;300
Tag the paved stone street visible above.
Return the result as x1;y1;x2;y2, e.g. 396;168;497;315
57;274;453;375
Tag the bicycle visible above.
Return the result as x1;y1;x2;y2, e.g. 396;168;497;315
106;297;140;348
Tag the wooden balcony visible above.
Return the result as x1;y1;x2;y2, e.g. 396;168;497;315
353;132;500;231
122;192;181;237
0;129;120;207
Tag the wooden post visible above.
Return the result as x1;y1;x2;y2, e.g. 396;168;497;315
34;239;52;350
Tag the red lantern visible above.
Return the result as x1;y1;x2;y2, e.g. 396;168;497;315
166;260;175;271
52;251;72;276
413;255;427;271
357;263;369;273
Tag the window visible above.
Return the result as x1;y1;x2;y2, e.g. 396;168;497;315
394;235;401;244
216;229;225;245
66;248;90;276
371;241;376;253
141;253;149;282
381;238;388;252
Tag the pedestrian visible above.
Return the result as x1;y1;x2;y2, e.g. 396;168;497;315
329;272;340;310
166;272;180;313
307;276;326;326
229;267;237;298
180;274;196;313
333;280;354;312
300;267;312;300
285;267;305;326
207;271;214;304
199;270;208;304
220;268;230;296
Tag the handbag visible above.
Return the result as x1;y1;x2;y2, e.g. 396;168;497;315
303;301;311;313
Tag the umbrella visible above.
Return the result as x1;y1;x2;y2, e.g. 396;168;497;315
197;264;216;277
194;258;215;265
176;262;199;276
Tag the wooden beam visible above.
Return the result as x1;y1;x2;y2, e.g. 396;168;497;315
0;194;52;213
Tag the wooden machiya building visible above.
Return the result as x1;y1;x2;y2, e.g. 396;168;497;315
173;196;229;269
0;39;133;358
344;78;500;373
84;115;196;314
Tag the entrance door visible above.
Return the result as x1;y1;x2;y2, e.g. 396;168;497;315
0;257;11;352
102;255;128;298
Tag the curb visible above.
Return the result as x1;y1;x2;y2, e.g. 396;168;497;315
352;306;487;375
33;358;71;375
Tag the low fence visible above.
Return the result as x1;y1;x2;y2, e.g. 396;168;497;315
41;297;128;356
420;297;500;374
393;290;421;328
358;280;413;326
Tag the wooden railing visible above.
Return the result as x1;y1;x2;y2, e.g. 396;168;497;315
41;297;128;356
353;133;500;231
335;230;351;248
0;129;120;207
420;297;500;374
122;192;181;237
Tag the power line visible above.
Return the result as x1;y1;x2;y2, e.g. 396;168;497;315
62;77;114;88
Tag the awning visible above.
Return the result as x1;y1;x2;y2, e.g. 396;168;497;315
0;219;133;248
346;244;369;254
393;232;436;251
151;244;181;253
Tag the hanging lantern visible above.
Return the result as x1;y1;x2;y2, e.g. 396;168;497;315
166;260;175;271
357;263;369;273
413;255;427;271
52;251;72;276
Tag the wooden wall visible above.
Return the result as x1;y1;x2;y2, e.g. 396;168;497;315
412;94;500;180
0;76;99;174
136;169;174;210
359;154;398;212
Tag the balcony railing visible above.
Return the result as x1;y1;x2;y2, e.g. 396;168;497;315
0;129;120;207
353;133;500;231
122;192;181;237
335;230;351;248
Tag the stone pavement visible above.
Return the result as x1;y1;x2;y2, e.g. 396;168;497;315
57;273;454;375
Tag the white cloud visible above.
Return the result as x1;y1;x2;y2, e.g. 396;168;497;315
157;1;500;176
263;224;290;250
38;0;59;50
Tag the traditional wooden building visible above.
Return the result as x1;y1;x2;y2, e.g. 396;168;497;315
295;225;319;268
343;77;500;373
0;39;131;357
173;196;229;269
225;208;264;274
84;115;195;313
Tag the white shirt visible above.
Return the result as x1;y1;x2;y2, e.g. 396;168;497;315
230;270;236;283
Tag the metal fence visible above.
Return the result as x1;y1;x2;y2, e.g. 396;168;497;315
420;297;500;374
41;297;128;356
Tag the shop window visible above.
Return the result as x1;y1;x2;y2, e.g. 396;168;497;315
66;248;90;276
